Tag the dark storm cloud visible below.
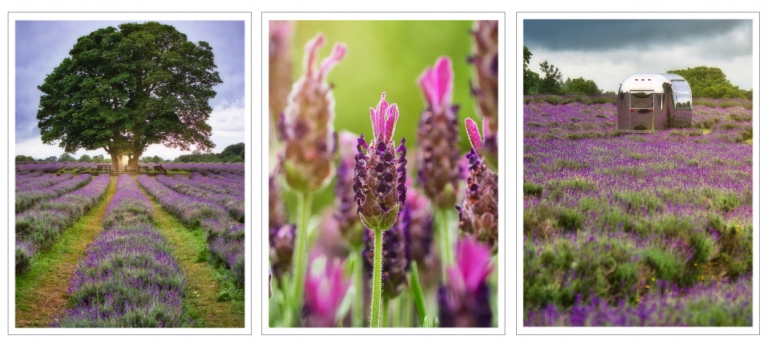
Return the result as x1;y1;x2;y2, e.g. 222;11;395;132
15;20;244;155
524;19;752;53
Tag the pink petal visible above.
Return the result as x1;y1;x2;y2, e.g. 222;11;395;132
303;33;325;77
375;93;388;139
465;118;484;152
370;107;378;137
435;56;453;108
455;239;492;294
418;67;438;109
319;42;347;77
385;103;399;142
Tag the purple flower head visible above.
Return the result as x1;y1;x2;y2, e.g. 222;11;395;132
269;224;297;277
416;57;462;209
334;131;364;248
468;20;498;137
404;178;435;268
457;121;499;253
438;238;493;327
354;92;407;232
280;33;347;193
303;254;350;327
269;20;294;126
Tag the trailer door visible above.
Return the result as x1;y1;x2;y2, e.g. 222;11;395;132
630;90;654;131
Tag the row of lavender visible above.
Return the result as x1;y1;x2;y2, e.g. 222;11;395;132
15;175;111;274
523;101;753;326
54;175;191;327
137;175;245;287
16;174;92;213
16;162;244;174
156;174;244;222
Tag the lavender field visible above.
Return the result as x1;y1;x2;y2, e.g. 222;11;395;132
15;165;245;328
523;98;753;326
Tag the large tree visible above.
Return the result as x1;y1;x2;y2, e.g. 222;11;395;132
538;60;563;95
37;22;222;169
667;66;746;99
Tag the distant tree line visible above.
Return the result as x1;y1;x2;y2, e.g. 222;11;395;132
523;46;751;99
523;46;603;96
15;142;245;164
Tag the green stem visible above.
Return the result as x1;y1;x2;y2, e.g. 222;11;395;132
370;228;384;328
409;261;427;326
289;191;312;327
438;209;454;281
352;246;364;328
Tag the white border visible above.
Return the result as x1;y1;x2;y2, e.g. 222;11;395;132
517;12;760;335
7;12;252;335
260;12;506;335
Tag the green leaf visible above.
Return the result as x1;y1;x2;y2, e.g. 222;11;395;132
409;261;428;326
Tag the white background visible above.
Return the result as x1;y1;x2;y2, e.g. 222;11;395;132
1;1;767;348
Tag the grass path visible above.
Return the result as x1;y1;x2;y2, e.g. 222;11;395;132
15;177;117;327
136;177;245;328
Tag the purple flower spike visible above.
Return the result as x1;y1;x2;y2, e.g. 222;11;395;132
354;93;407;232
303;254;351;327
404;180;435;270
457;122;499;252
468;21;498;168
280;33;347;193
334;131;364;248
416;57;462;209
269;21;294;128
438;238;493;327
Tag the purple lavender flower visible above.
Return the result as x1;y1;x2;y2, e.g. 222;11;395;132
404;180;435;269
269;20;294;127
279;33;346;193
457;118;499;252
416;57;462;209
335;131;364;248
438;238;494;327
354;92;407;232
468;20;498;167
15;240;37;274
303;254;351;327
269;224;297;277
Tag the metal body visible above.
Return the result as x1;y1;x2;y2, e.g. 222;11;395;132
617;73;692;132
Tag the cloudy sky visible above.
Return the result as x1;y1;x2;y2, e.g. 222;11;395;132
524;20;752;93
15;20;245;160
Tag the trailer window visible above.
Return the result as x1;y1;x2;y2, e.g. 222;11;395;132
630;92;653;108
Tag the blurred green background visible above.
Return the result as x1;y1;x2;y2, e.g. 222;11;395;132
276;20;479;216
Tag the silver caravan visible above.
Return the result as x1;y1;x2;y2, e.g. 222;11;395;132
617;73;692;132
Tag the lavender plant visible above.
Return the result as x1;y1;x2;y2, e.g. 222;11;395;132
457;119;499;253
468;20;498;170
354;92;407;327
303;254;351;327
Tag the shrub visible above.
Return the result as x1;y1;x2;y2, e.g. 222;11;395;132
524;182;544;196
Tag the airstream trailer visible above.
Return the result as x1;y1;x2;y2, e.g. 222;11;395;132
617;73;692;132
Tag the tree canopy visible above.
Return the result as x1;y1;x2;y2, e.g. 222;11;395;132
59;153;76;162
523;46;540;95
562;77;602;95
36;22;223;167
538;60;563;95
667;66;750;99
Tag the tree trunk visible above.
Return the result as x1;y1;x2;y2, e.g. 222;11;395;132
129;153;141;167
110;153;121;171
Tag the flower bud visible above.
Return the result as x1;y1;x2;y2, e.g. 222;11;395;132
468;20;499;168
303;254;350;327
334;131;364;248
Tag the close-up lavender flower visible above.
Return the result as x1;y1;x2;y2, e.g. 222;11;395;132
438;238;493;327
457;118;499;253
416;57;462;210
468;20;498;169
279;33;346;193
354;92;407;327
269;20;294;130
335;131;364;248
269;172;296;277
